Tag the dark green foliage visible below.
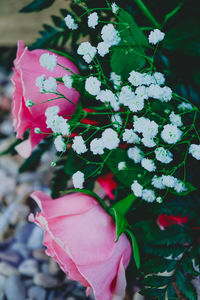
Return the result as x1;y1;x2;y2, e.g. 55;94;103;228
111;9;148;76
163;18;200;56
19;138;51;173
20;0;55;13
103;148;151;187
176;270;197;300
51;160;70;199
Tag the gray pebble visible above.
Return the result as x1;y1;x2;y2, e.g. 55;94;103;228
19;259;39;276
28;285;46;300
32;248;48;261
0;262;19;277
34;273;58;288
4;274;26;300
27;226;44;250
0;275;6;292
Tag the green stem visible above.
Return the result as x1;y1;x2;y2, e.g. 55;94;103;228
134;0;161;29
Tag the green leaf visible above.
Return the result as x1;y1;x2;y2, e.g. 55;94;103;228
163;2;184;25
110;208;127;242
140;287;164;298
117;9;148;47
143;275;170;288
19;138;51;173
144;244;186;259
51;162;70;199
163;18;200;56
20;0;55;12
182;256;200;276
103;148;151;187
51;15;66;29
111;46;146;77
125;229;140;269
111;194;137;215
142;258;176;273
64;149;85;176
170;181;197;196
167;283;178;300
152;225;191;246
111;9;149;77
176;270;197;300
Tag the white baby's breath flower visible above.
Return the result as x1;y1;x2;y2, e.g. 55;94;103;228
155;147;173;164
34;128;41;134
128;146;144;163
72;171;84;189
141;158;156;172
118;161;126;171
97;89;116;104
72;136;87;154
64;14;78;30
189;144;200;160
169;111;183;127
46;114;70;136
25;100;34;107
128;71;143;86
148;29;165;45
122;129;140;144
90;138;104;155
88;12;98;28
111;2;119;14
101;128;119;150
128;96;145;113
174;181;187;193
54;136;66;152
160;86;172;102
40;53;57;72
118;86;136;108
110;72;121;89
111;114;122;129
142;189;156;202
36;74;46;90
131;180;143;197
161;124;182;144
101;24;121;47
133;116;159;138
54;135;66;152
141;137;156;148
162;175;176;188
97;42;110;57
43;77;57;93
178;102;193;111
63;74;73;88
77;42;96;63
135;86;148;100
85;76;101;96
45;106;60;117
152;72;165;85
152;175;165;190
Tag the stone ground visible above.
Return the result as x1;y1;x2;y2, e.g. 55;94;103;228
0;70;96;300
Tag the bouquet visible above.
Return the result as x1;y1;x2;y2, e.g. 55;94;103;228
6;0;200;299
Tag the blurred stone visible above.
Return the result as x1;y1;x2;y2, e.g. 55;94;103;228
34;273;58;288
4;274;26;300
41;262;49;274
0;249;21;265
132;292;144;300
28;285;46;300
12;242;30;259
0;119;14;136
27;226;43;249
49;258;59;275
0;274;6;291
19;259;39;276
0;262;19;277
10;204;29;225
32;248;48;261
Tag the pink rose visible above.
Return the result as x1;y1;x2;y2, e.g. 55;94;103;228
29;191;131;300
12;41;79;158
